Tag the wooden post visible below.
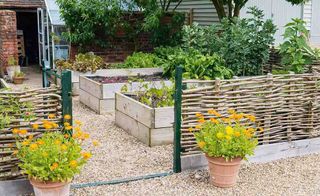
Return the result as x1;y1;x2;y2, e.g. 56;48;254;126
189;8;194;25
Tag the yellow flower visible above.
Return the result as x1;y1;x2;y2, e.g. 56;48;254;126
44;124;53;130
225;135;232;140
198;118;205;123
234;131;241;137
19;129;28;135
216;132;224;139
75;120;82;126
64;122;70;127
83;133;90;139
222;118;231;123
198;141;206;149
225;126;234;135
188;127;193;132
32;124;39;130
246;115;256;122
247;128;255;133
195;125;202;129
30;143;38;150
48;114;56;119
93;140;100;147
64;134;70;138
64;114;71;120
228;109;236;114
244;129;252;138
37;140;44;145
69;160;78;168
65;126;73;131
12;150;18;155
28;135;33;140
195;113;203;117
74;127;81;132
22;140;30;146
42;152;48;157
210;118;219;124
50;162;59;171
210;110;222;117
61;144;68;151
82;152;92;160
52;123;59;129
54;140;61;145
12;129;19;134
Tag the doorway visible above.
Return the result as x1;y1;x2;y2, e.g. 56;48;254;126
16;11;39;66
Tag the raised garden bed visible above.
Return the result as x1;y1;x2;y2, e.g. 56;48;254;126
79;67;171;114
115;93;174;146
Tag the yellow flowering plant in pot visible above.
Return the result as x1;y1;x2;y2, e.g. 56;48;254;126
192;109;261;188
13;114;95;196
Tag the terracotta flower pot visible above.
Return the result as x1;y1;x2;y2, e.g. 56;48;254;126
13;76;24;84
29;178;71;196
206;155;242;188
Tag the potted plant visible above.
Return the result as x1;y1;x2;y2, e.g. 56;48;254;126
13;116;93;196
6;56;20;80
193;109;260;188
12;71;25;84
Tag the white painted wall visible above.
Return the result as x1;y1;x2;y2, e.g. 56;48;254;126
240;0;302;46
310;0;320;46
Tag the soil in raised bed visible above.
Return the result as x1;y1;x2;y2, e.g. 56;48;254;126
88;74;165;84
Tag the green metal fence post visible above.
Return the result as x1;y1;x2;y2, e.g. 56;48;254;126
42;66;49;88
61;70;73;132
173;66;183;173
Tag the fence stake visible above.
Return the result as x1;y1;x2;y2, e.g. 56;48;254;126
173;66;183;173
61;70;73;133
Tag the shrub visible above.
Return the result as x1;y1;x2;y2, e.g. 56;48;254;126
181;7;276;76
115;52;163;69
193;109;260;160
14;116;94;182
55;52;107;73
154;47;233;80
279;18;320;73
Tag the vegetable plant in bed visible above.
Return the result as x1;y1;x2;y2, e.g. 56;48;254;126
192;109;261;188
14;116;94;196
115;82;174;146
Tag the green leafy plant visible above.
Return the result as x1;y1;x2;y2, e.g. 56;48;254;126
115;52;163;69
279;18;319;73
7;56;17;66
181;7;276;76
55;52;107;73
14;71;25;78
154;47;233;80
193;109;260;160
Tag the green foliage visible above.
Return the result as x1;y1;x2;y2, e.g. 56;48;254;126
0;96;35;129
14;71;25;77
56;0;184;48
123;81;174;108
16;132;88;182
181;7;276;76
193;110;259;160
7;56;17;66
279;18;319;73
115;52;162;68
154;47;233;80
55;52;107;73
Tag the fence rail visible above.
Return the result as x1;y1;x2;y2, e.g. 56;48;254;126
180;73;320;156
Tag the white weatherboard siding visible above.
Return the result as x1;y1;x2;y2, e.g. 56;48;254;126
167;0;220;25
303;0;312;30
310;0;320;46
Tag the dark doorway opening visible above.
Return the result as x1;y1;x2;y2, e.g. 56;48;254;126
16;11;39;66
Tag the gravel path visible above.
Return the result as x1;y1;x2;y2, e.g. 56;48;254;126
71;97;320;196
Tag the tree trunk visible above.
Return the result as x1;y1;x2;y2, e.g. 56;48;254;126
211;0;227;21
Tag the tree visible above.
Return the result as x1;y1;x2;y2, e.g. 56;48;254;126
211;0;309;21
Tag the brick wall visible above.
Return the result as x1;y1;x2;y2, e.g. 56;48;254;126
0;0;44;8
70;13;173;63
0;10;18;68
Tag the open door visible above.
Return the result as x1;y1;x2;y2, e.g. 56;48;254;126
37;8;51;70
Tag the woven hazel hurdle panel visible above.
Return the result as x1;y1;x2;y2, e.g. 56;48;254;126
180;73;320;156
0;86;62;180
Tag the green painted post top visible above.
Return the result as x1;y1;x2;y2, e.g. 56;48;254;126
61;70;73;134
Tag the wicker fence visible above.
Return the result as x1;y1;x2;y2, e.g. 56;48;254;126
180;73;320;156
0;86;62;180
